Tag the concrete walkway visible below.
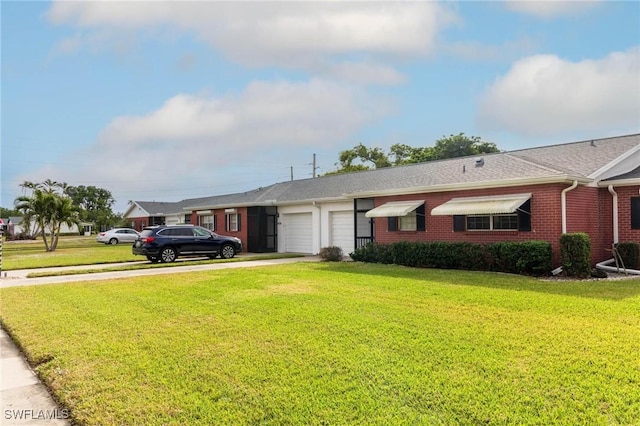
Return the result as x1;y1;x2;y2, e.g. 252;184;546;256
0;255;319;424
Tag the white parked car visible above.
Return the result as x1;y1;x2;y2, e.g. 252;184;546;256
96;228;140;245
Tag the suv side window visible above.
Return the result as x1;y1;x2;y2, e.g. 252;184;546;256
176;227;194;237
193;227;211;237
159;228;178;237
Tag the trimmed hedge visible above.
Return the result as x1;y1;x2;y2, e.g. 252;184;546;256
559;233;591;278
350;240;552;276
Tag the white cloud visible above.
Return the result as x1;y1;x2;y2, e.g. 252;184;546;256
504;1;601;19
477;47;640;137
32;79;391;207
47;1;457;84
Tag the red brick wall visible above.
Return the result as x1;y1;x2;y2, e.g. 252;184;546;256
615;186;640;244
372;183;615;267
210;208;248;248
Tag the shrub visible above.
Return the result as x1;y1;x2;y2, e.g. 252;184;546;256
560;233;591;278
615;242;639;270
351;240;550;276
350;243;394;264
485;241;552;276
319;246;343;262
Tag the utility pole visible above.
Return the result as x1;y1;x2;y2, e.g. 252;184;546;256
311;153;319;178
290;166;294;181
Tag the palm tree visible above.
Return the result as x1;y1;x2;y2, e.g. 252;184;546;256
14;184;79;251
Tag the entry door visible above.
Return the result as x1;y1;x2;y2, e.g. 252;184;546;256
266;213;277;251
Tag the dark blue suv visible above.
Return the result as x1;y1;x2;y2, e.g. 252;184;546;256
132;225;243;263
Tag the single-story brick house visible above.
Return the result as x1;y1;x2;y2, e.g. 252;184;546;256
125;134;640;267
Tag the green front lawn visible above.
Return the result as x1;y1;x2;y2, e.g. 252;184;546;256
2;236;138;269
1;263;639;424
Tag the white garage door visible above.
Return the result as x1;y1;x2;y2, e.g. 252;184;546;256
330;211;354;255
284;213;313;253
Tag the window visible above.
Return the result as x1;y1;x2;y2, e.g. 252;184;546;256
387;204;425;232
199;214;216;231
399;211;417;231
466;214;519;230
493;214;518;230
455;200;531;232
184;214;191;224
632;197;640;229
466;215;491;230
226;213;241;232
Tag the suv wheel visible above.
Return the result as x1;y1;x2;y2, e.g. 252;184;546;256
160;247;177;263
220;244;236;259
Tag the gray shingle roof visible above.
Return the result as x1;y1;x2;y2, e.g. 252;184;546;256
133;134;640;212
508;133;640;177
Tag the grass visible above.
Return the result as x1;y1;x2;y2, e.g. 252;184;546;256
2;236;138;270
1;262;639;425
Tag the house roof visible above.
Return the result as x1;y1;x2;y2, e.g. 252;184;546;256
127;134;640;215
507;133;640;178
600;165;640;187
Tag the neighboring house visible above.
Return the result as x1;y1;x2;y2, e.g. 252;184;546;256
125;134;640;267
1;217;89;237
124;201;194;230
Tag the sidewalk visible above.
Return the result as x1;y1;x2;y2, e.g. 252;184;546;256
0;255;320;423
1;329;70;425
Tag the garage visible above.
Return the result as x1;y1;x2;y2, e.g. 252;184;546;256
330;211;354;255
283;212;313;253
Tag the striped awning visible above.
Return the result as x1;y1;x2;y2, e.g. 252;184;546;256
365;200;424;218
431;193;531;216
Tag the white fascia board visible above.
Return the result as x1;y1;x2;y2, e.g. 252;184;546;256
598;178;640;187
182;196;348;211
343;175;590;199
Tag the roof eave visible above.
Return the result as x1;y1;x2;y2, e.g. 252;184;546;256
182;196;348;211
344;175;591;199
598;178;640;187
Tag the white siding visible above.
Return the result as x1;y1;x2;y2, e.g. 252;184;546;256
330;211;354;255
283;212;313;253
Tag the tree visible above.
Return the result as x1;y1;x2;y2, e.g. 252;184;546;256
327;134;500;174
431;133;499;160
65;185;117;230
14;180;80;251
333;143;392;172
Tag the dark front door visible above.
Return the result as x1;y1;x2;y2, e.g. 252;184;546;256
247;206;278;253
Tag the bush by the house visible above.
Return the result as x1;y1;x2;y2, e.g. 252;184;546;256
560;233;591;278
615;242;639;270
319;246;343;262
485;241;552;276
351;240;552;276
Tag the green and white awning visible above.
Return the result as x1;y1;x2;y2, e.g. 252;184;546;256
431;193;531;216
365;200;424;218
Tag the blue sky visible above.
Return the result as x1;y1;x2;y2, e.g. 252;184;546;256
2;1;639;213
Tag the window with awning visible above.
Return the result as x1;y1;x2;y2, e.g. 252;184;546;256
431;194;532;232
365;200;425;218
365;200;425;232
431;193;531;216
